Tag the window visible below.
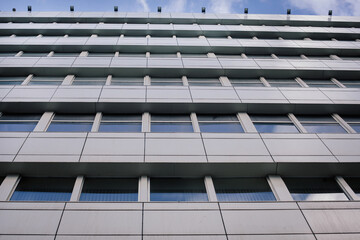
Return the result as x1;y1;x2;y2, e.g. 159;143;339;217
0;52;17;57
302;79;339;88
150;178;208;202
0;77;26;85
307;55;332;60
296;115;347;133
118;53;146;57
250;115;299;133
87;53;115;57
28;76;64;85
47;114;94;132
342;116;360;133
277;55;302;59
10;177;75;201
246;54;273;59
216;54;242;59
197;115;244;133
266;79;302;88
80;178;138;202
229;78;265;87
151;78;183;86
52;52;80;57
338;56;360;60
21;52;49;57
339;80;360;88
0;114;41;132
151;115;193;132
150;53;178;58
213;178;276;201
99;115;142;132
344;178;360;197
181;54;208;58
72;77;106;85
283;177;348;201
111;77;144;86
187;78;222;86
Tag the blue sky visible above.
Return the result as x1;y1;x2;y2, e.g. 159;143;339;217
1;0;359;16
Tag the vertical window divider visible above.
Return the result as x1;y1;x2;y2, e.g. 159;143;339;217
138;176;149;202
332;113;356;134
219;76;232;87
144;75;151;86
237;113;257;133
91;112;102;132
331;78;346;88
114;51;119;57
70;176;84;202
176;52;181;58
15;51;23;57
21;74;33;85
288;113;308;133
47;51;54;57
207;53;216;58
62;75;75;85
266;175;293;201
336;176;360;201
260;77;271;87
0;175;20;201
190;113;200;133
142;112;150;132
79;51;89;57
300;54;308;59
241;53;248;59
330;54;341;60
105;75;112;86
204;176;217;202
34;112;54;132
182;76;189;86
271;54;279;59
295;77;309;88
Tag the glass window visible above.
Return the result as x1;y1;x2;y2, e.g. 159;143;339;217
339;56;360;60
267;79;302;88
296;115;347;133
72;77;106;85
87;53;115;57
213;178;276;202
197;115;244;133
187;78;222;86
250;115;299;133
52;52;80;57
111;77;144;86
0;52;17;57
246;54;273;59
302;79;339;88
28;76;64;85
229;78;265;87
344;177;360;197
339;80;360;88
307;55;332;60
47;114;94;132
277;55;302;59
80;178;138;202
151;114;193;132
0;77;26;85
150;178;208;202
118;53;146;57
151;78;183;86
21;52;49;57
342;116;360;133
99;115;142;132
11;177;75;201
0;114;41;132
181;54;208;58
284;177;348;201
150;54;178;58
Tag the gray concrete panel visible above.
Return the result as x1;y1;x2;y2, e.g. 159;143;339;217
264;138;332;155
0;138;26;155
145;138;205;155
82;138;144;155
203;138;269;156
322;139;360;155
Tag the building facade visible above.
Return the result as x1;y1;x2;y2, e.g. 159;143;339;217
0;10;360;239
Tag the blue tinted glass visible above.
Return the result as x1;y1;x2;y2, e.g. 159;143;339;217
47;122;93;132
214;178;276;202
80;178;138;202
199;123;244;133
28;81;62;85
0;122;37;132
99;123;142;132
350;124;360;133
150;178;208;202
254;123;299;133
303;124;346;133
284;178;348;201
0;81;23;85
11;178;74;201
151;123;193;132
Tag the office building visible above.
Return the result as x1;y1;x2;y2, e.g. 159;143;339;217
0;9;360;239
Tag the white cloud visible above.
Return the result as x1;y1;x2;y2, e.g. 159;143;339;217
209;0;244;14
137;0;150;12
163;0;187;13
288;0;360;16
